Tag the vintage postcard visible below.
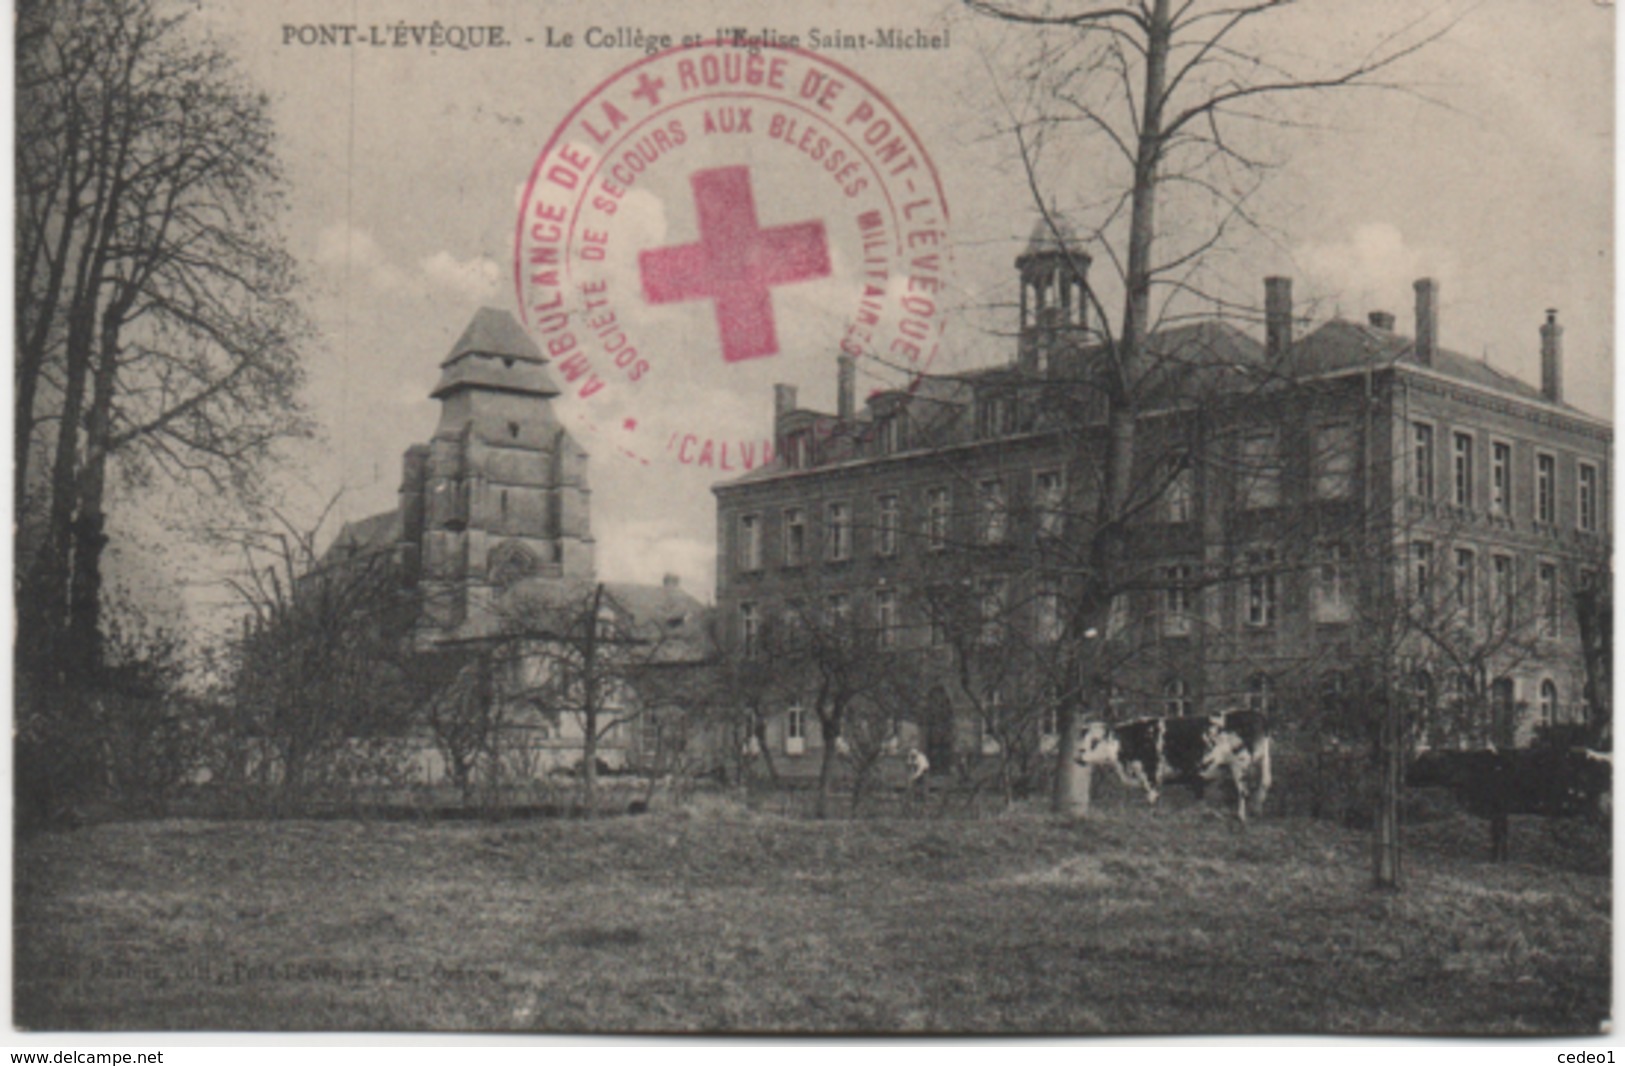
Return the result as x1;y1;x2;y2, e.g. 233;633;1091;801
11;0;1614;1038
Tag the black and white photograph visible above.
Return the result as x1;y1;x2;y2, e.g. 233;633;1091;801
10;0;1615;1039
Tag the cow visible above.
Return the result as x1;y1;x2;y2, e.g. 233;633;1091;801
1407;744;1612;860
1076;709;1272;822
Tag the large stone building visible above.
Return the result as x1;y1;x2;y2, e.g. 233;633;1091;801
330;308;710;774
713;221;1611;774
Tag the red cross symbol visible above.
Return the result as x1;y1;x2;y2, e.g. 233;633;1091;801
639;166;832;363
631;71;665;108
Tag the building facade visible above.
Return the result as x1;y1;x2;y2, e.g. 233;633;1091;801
713;223;1611;775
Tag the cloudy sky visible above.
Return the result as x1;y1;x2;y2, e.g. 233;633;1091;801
155;0;1611;621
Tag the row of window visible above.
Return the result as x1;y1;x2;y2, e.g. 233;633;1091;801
1412;422;1602;531
739;536;1579;655
1410;541;1574;638
734;471;1068;571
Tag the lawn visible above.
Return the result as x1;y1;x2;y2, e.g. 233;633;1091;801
12;795;1611;1034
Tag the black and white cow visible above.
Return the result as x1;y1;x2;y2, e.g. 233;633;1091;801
1076;709;1272;821
1406;744;1611;860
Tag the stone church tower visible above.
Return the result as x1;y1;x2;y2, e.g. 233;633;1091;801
398;307;594;636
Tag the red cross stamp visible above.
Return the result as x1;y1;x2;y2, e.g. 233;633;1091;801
514;41;950;472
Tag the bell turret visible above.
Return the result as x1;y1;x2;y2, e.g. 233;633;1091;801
1015;216;1090;374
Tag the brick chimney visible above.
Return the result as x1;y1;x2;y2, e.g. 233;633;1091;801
1264;276;1293;363
1540;309;1563;403
837;353;855;420
1413;278;1438;367
774;383;798;419
1368;311;1396;332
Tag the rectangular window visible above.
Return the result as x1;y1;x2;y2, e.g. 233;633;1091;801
826;592;851;626
876;493;900;557
1454;547;1476;627
1413;423;1435;498
1537;453;1556;524
782;508;806;567
977;394;1014;438
874;588;897;650
1035;469;1065;538
825;501;851;561
785;702;806;755
740;602;759;657
978;577;1007;645
1491;441;1512;515
1245;549;1277;628
1162;564;1194;637
977;478;1007;545
875;414;901;456
1240;433;1280;509
1314;544;1353;624
1164;454;1194;523
1539;562;1559;637
927;587;949;647
1579;462;1599;532
1491;554;1514;630
1035;581;1063;643
1413;541;1433;603
785;432;811;470
1314;423;1356;499
925;487;949;551
1453;433;1474;509
738;514;762;572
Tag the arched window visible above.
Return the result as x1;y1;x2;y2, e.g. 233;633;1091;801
1246;673;1273;715
1539;680;1559;725
1163;678;1191;717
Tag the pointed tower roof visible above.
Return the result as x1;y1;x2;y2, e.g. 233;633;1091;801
1016;214;1089;271
443;306;545;366
431;307;561;400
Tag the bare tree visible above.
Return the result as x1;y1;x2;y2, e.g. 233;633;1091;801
15;0;311;689
496;583;694;813
220;504;415;810
958;0;1455;818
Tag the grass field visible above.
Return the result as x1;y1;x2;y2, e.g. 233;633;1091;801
12;795;1612;1034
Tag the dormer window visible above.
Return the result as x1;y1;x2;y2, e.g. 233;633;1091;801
875;413;902;456
784;430;812;470
976;393;1015;438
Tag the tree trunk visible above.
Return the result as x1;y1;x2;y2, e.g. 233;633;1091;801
815;717;840;820
753;712;781;787
1053;703;1090;818
65;300;127;678
1372;692;1402;890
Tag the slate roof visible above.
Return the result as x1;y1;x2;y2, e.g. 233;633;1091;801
1289;317;1568;409
444;306;545;366
432;307;561;399
495;577;713;662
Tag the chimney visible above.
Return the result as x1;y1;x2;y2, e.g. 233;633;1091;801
663;573;680;590
1264;276;1293;363
1413;278;1438;367
1540;309;1563;403
774;383;798;419
837;353;855;420
1368;310;1396;332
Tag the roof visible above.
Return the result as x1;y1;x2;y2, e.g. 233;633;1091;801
443;307;544;367
322;510;401;564
1290;317;1574;410
493;577;712;662
431;308;561;400
1018;215;1086;261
